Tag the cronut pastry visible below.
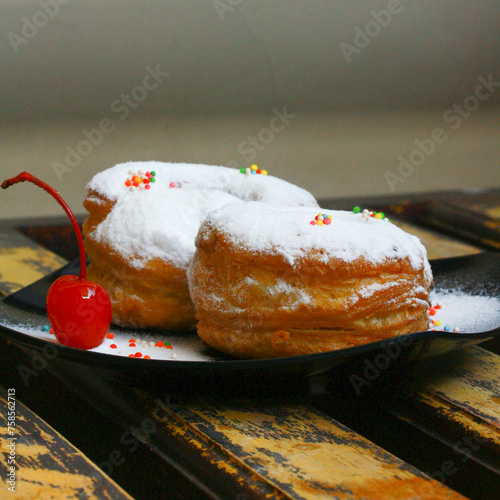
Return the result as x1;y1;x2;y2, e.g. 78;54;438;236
188;202;432;358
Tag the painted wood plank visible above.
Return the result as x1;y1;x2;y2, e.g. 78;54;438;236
388;218;481;260
0;226;67;297
156;397;466;500
388;348;500;472
409;347;500;429
0;385;134;499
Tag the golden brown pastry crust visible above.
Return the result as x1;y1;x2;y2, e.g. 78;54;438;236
189;227;431;359
83;191;195;330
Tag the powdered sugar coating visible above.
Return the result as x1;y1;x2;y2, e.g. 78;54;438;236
86;162;318;269
199;202;432;278
90;189;241;269
86;161;318;207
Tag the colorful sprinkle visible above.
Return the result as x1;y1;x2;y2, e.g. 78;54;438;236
170;182;176;188
110;344;117;349
42;324;50;332
241;165;268;176
311;213;332;226
125;170;156;190
426;302;458;333
134;352;142;358
106;333;114;339
144;355;151;359
151;171;156;177
356;206;390;222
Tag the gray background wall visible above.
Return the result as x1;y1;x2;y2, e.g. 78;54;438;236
1;0;499;220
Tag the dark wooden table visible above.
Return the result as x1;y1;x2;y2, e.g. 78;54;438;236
0;189;499;499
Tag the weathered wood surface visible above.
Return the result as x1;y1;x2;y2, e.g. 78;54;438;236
154;396;467;499
389;218;482;259
45;360;467;500
1;218;498;498
0;226;66;297
389;348;500;471
0;385;134;499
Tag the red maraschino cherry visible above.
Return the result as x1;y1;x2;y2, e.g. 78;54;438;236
2;172;112;349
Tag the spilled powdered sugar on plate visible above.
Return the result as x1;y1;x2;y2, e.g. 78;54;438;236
428;290;500;333
0;310;211;361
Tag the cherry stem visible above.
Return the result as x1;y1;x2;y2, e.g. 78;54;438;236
2;172;87;281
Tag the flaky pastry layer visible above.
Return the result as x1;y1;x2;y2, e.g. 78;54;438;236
83;192;195;329
189;227;432;359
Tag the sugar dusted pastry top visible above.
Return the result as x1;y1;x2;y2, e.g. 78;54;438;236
85;162;318;270
86;161;318;207
89;189;239;269
197;201;432;281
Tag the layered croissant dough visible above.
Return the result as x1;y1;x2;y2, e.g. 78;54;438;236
188;206;432;359
82;191;114;234
190;239;430;358
84;238;195;330
83;193;195;329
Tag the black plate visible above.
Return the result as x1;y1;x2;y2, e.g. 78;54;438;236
0;252;499;390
